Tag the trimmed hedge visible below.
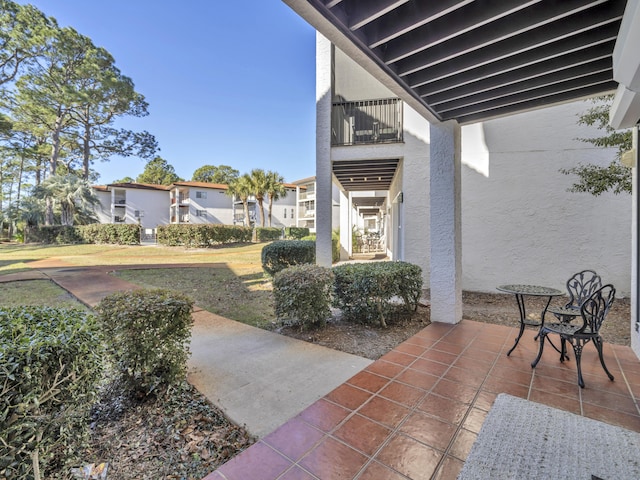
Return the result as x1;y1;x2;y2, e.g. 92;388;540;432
29;225;85;244
96;289;194;397
273;264;334;328
78;223;141;245
261;240;316;276
284;227;309;239
28;224;141;245
0;307;103;479
332;261;423;327
156;224;252;247
300;232;340;263
255;227;282;242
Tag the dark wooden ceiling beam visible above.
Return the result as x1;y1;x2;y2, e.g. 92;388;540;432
395;1;622;79
429;57;613;110
446;79;618;123
415;27;618;97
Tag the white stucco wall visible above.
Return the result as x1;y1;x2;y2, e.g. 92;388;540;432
92;190;112;224
188;187;233;224
461;101;632;296
123;188;169;228
269;188;298;227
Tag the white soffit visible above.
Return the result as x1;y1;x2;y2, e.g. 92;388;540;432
610;84;640;129
613;0;640;91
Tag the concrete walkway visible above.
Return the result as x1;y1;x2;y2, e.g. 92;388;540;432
2;261;371;438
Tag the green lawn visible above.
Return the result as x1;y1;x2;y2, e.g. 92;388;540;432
0;279;88;309
0;242;273;325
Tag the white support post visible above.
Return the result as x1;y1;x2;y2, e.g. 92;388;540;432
430;120;463;324
316;33;333;267
339;188;351;259
631;126;640;358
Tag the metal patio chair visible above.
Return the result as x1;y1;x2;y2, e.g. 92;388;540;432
531;284;616;388
547;269;602;324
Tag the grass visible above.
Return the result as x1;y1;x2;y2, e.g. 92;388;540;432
115;267;275;327
0;242;266;273
0;242;273;325
0;279;88;309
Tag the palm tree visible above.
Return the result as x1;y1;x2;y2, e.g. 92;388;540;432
265;170;286;227
32;173;98;226
226;174;253;227
248;168;269;227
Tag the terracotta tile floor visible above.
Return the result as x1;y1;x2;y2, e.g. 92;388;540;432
205;320;640;480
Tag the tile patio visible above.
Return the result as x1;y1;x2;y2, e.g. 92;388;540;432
205;320;640;480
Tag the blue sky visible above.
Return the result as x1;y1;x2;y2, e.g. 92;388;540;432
17;1;317;184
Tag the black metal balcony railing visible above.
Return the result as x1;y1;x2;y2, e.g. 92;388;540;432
332;98;403;146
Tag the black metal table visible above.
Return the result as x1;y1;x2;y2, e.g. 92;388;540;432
496;284;564;356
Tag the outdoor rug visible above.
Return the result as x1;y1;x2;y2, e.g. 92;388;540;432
458;393;640;480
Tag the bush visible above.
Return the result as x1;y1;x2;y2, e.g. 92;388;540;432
255;227;282;242
96;289;194;396
284;227;309;239
0;307;103;479
300;232;340;263
29;224;142;245
261;240;316;276
273;264;334;328
156;224;252;247
30;225;85;244
333;261;423;327
77;223;141;245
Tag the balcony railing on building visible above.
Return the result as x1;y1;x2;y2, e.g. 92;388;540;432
332;98;403;146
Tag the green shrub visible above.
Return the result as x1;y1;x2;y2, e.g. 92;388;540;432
300;232;339;263
273;264;334;328
96;289;194;396
156;224;252;247
332;229;340;263
30;225;85;244
284;227;309;239
255;227;282;242
77;223;141;245
0;307;103;479
332;261;423;327
261;240;316;276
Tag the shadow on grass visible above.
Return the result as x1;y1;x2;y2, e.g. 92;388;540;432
113;265;274;328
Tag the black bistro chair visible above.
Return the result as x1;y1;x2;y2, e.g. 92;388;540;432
531;284;616;388
547;269;602;324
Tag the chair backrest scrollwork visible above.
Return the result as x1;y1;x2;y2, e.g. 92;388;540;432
566;269;602;308
579;284;615;334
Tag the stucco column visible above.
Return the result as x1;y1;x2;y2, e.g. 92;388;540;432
315;33;333;267
339;188;351;259
430;120;463;324
631;127;639;358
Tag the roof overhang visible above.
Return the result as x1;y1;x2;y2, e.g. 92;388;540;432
283;0;628;126
610;0;640;128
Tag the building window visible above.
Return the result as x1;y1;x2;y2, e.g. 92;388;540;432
196;209;207;217
284;208;287;219
196;191;207;199
291;208;294;219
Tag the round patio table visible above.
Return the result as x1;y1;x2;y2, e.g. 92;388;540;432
497;284;564;356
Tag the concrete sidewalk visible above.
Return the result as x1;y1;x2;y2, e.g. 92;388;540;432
3;262;372;438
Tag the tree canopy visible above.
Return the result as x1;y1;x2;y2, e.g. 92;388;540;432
0;1;158;232
191;164;239;184
136;157;182;185
561;95;632;196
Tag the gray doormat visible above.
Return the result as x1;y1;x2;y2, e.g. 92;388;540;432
458;394;640;480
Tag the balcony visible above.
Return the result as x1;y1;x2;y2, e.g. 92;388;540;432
332;98;403;146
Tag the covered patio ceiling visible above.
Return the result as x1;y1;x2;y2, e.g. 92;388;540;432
284;0;628;125
332;158;399;191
